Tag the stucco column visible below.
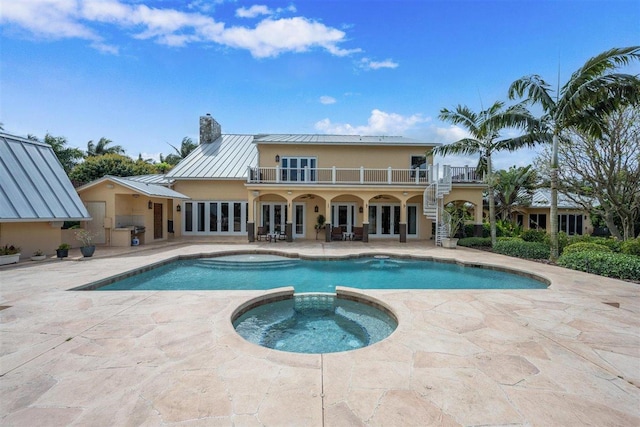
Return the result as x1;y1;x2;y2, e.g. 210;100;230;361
399;223;407;242
247;191;258;242
362;223;369;242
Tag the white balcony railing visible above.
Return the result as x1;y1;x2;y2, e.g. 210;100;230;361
247;165;481;185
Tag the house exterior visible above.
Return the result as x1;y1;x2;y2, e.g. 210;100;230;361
76;175;189;247
514;188;594;236
166;115;486;244
0;132;92;258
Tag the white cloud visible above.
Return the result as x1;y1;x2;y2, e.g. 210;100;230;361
0;0;359;58
315;109;428;135
359;57;399;71
236;5;272;19
219;17;361;58
320;96;336;105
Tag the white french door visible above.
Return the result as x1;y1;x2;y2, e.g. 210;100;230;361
261;203;287;233
331;203;356;232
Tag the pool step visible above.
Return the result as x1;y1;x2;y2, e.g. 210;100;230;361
196;258;299;269
294;293;336;312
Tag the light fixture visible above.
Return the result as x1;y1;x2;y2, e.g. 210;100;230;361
402;191;408;196
176;204;181;212
314;205;319;213
287;191;292;195
148;201;153;209
275;155;280;162
359;206;363;213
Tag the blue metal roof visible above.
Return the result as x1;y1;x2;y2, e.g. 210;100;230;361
0;133;91;222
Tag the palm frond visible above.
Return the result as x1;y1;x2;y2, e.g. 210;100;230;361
431;138;482;156
508;75;556;113
439;105;480;136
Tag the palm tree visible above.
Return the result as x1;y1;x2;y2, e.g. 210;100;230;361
432;101;540;246
494;165;537;221
42;133;84;174
86;137;125;157
509;46;640;259
165;137;197;165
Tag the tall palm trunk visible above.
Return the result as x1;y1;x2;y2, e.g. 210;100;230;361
487;154;497;246
549;133;559;260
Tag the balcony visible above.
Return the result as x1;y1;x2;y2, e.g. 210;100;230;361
247;165;481;186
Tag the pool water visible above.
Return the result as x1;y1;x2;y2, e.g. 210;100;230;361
94;255;546;291
233;295;398;353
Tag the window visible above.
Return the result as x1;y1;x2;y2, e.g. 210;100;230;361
410;155;427;178
183;201;248;235
529;214;547;230
281;157;317;182
558;214;583;235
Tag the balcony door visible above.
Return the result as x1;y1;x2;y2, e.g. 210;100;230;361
281;157;317;182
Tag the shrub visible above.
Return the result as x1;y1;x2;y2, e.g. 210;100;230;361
545;231;569;254
521;229;546;242
558;251;640;281
0;245;21;255
493;240;550;260
562;242;612;255
464;222;491;238
568;235;621;252
620;238;640;256
457;237;492;248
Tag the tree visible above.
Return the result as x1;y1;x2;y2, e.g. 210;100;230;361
432;101;540;246
41;133;84;174
534;107;640;240
509;46;640;259
69;153;157;186
494;165;537;221
164;137;197;165
86;137;125;157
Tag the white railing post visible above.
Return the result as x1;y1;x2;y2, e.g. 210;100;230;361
304;166;309;182
276;166;281;183
247;166;251;183
332;166;336;184
387;167;392;184
360;166;364;184
415;168;419;184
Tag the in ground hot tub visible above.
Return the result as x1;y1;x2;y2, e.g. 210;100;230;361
232;289;397;354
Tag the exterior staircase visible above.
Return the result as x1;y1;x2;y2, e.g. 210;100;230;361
423;165;453;246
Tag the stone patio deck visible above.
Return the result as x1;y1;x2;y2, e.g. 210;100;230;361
1;241;638;426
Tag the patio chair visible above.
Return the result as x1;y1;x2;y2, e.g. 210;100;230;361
256;226;268;241
331;226;343;241
352;226;364;241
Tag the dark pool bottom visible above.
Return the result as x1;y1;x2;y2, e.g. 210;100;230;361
232;291;398;354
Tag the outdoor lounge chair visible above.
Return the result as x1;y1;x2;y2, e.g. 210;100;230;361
331;226;343;241
352;226;364;241
256;226;268;241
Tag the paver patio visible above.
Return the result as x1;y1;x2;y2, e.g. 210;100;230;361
1;241;638;426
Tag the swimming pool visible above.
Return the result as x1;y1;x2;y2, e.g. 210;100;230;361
87;254;547;291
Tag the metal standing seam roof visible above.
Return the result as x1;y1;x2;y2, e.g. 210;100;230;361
0;133;91;222
166;134;257;179
76;176;190;199
529;188;596;209
124;174;174;186
254;134;438;146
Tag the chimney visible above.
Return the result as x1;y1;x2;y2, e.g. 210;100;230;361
199;113;221;144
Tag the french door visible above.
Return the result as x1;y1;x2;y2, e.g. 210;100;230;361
331;204;356;232
261;203;287;233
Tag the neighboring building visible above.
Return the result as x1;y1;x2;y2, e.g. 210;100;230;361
0;132;92;258
166;114;486;244
514;188;594;236
76;175;189;247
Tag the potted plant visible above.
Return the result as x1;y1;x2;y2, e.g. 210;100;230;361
56;243;71;259
0;245;21;265
31;249;46;261
314;214;326;240
441;204;471;249
75;230;96;258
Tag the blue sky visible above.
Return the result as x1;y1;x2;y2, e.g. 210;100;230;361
1;0;638;170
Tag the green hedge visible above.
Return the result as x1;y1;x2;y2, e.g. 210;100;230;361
557;251;640;281
567;235;621;252
621;238;640;256
457;237;492;247
493;239;550;260
562;242;612;255
521;229;546;242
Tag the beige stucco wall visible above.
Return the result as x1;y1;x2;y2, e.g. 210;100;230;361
259;144;434;169
78;180;175;246
0;222;62;259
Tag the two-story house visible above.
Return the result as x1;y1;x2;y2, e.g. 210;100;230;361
166;114;485;244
